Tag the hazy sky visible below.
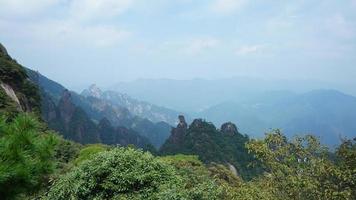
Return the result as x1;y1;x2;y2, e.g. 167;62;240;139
1;0;356;90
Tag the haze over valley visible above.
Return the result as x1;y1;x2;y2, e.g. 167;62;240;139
1;0;356;199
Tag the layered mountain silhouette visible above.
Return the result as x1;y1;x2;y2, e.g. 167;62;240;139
200;90;356;147
26;69;173;148
112;78;356;147
82;84;182;125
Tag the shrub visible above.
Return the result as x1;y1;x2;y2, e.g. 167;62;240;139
73;144;108;166
44;147;180;200
0;114;58;199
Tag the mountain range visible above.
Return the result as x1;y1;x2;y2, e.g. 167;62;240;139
2;41;355;148
110;78;355;113
82;84;182;125
26;69;177;148
200;90;356;147
111;79;356;147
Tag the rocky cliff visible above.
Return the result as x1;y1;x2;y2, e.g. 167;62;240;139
0;43;40;116
160;116;261;180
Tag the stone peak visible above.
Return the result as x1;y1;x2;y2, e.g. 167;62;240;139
221;122;238;136
177;115;187;129
82;84;103;98
0;43;10;59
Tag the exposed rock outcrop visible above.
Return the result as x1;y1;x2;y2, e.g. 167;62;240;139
227;163;238;176
0;83;22;111
190;119;204;128
82;84;103;99
177;115;187;129
159;115;189;152
0;43;10;59
0;43;41;114
81;84;183;126
221;122;238;136
58;90;76;125
160;116;261;179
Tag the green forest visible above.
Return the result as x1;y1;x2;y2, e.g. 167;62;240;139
1;113;355;199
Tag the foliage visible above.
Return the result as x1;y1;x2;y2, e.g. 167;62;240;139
73;144;108;165
0;87;20;117
160;155;227;199
245;130;356;200
336;138;356;198
160;119;261;180
0;47;41;114
43;147;180;200
53;137;82;172
0;113;58;199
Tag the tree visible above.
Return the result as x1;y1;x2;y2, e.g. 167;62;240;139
336;138;356;198
245;130;355;200
0;114;58;199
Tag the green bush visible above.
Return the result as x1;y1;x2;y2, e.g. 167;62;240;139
160;155;232;199
73;144;108;165
0;113;58;199
244;130;355;200
44;147;180;200
53;138;82;172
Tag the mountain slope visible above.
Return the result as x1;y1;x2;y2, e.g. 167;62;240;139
160;116;260;180
40;86;151;147
200;90;356;146
110;78;349;113
83;84;182;125
79;86;173;148
27;70;172;148
0;43;40;116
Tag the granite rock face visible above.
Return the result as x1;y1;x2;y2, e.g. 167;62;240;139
0;43;10;59
42;89;150;146
221;122;238;136
190;119;204;129
177;115;187;129
82;84;183;126
58;90;76;125
0;43;41;115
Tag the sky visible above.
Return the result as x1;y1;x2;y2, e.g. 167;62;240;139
0;0;356;91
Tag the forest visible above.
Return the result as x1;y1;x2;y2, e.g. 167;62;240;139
0;113;355;199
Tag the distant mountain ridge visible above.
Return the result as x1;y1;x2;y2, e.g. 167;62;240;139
1;43;150;148
110;78;355;113
111;78;356;147
26;70;173;148
79;84;176;147
82;84;182;125
200;89;356;147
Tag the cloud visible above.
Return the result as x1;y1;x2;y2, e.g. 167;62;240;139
210;0;247;15
0;19;131;47
184;38;220;55
324;14;355;39
0;0;61;18
35;21;131;47
69;0;135;20
0;0;134;47
235;44;265;56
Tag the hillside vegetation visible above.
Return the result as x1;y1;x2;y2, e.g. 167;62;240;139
0;43;355;199
160;116;262;180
